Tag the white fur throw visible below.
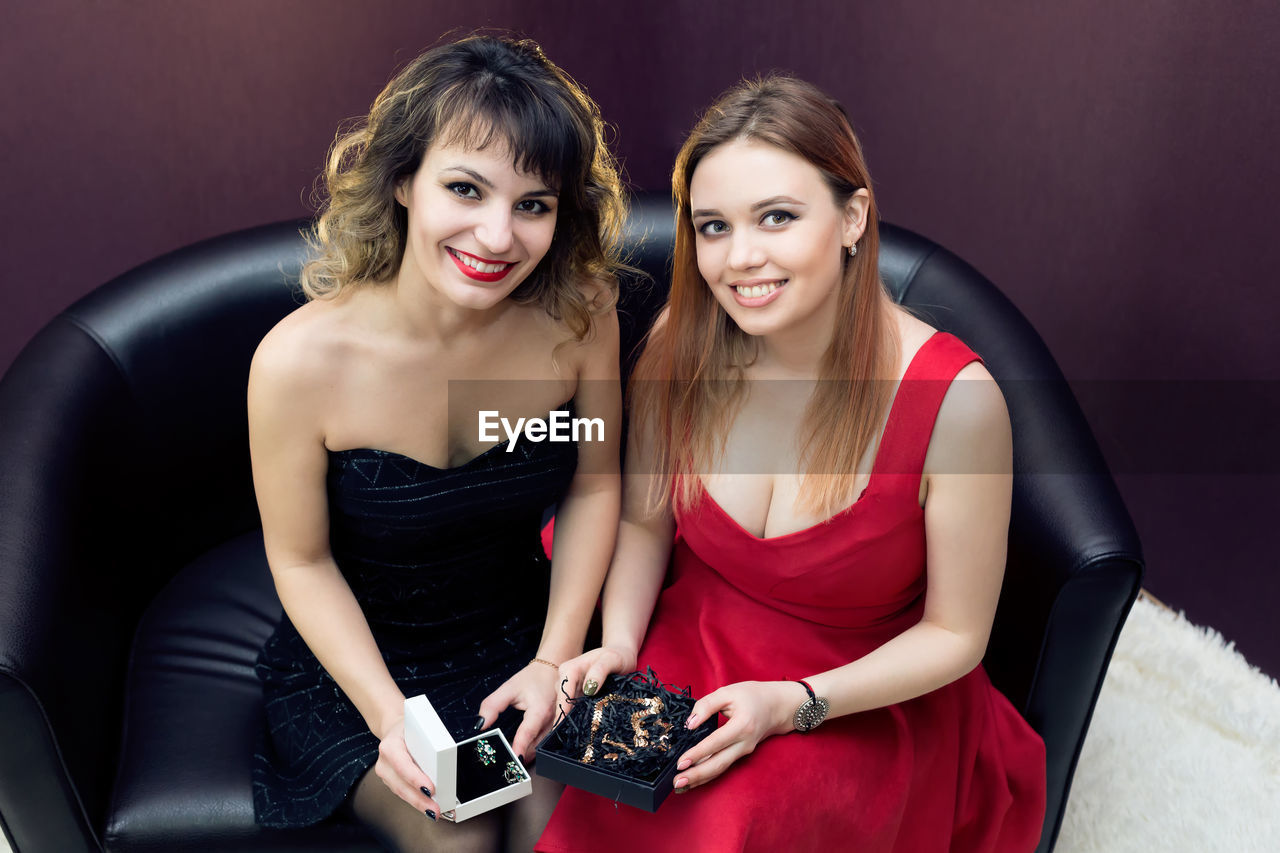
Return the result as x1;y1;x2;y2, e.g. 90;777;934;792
1057;594;1280;852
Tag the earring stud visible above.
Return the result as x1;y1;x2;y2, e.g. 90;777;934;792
848;243;858;257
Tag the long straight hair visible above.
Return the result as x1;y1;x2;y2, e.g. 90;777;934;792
632;76;899;517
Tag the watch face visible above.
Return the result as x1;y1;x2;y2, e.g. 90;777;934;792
794;697;830;732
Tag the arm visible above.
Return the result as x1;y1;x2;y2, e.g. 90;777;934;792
557;387;677;700
248;325;440;816
675;364;1013;790
477;308;625;759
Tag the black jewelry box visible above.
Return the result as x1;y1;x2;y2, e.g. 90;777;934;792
534;671;718;812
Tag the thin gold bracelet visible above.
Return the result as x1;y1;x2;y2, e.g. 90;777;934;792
530;657;559;670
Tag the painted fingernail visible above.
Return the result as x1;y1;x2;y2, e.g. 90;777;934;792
473;715;486;731
673;779;689;792
685;715;698;729
677;758;691;771
425;809;437;821
420;785;432;798
583;678;599;696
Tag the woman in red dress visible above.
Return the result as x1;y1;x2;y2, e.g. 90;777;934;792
538;76;1046;852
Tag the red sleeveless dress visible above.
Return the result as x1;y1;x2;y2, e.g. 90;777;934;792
537;333;1046;852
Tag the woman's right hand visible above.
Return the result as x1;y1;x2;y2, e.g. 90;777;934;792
556;645;637;717
374;716;443;820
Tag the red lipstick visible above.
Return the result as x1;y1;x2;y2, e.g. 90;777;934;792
448;248;516;282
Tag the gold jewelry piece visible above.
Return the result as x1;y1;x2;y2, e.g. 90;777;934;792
503;760;525;784
530;657;558;670
475;738;497;766
601;733;634;761
631;698;673;751
579;695;673;764
581;696;610;763
583;678;600;696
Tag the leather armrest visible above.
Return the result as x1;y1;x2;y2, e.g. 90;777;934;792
0;319;146;851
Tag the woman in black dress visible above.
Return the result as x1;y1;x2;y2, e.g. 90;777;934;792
249;36;624;852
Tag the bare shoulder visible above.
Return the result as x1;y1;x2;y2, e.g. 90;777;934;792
941;361;1008;429
247;299;359;436
894;308;939;365
888;307;1011;471
251;299;352;391
892;308;1005;417
577;273;616;310
553;276;621;376
578;274;621;342
928;359;1011;475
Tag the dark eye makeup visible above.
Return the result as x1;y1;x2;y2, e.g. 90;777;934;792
761;210;796;226
443;182;553;215
695;209;796;236
446;181;481;199
516;198;553;215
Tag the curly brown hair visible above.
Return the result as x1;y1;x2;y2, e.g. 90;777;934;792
301;35;627;342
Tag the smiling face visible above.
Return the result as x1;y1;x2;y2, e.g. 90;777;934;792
394;137;559;312
689;138;868;345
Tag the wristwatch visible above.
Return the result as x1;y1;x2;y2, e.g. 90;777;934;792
792;680;829;732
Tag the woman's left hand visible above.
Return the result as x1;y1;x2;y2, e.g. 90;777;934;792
672;680;808;791
476;661;562;763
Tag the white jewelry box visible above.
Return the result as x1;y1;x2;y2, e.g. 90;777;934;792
403;694;533;822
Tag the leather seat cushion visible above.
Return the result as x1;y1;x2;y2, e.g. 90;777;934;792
104;531;382;852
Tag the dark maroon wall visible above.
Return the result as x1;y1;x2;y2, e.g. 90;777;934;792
4;1;1277;674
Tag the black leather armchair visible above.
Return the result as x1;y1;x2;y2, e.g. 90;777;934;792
0;195;1141;853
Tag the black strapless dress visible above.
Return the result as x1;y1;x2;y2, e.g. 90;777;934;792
252;425;577;828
